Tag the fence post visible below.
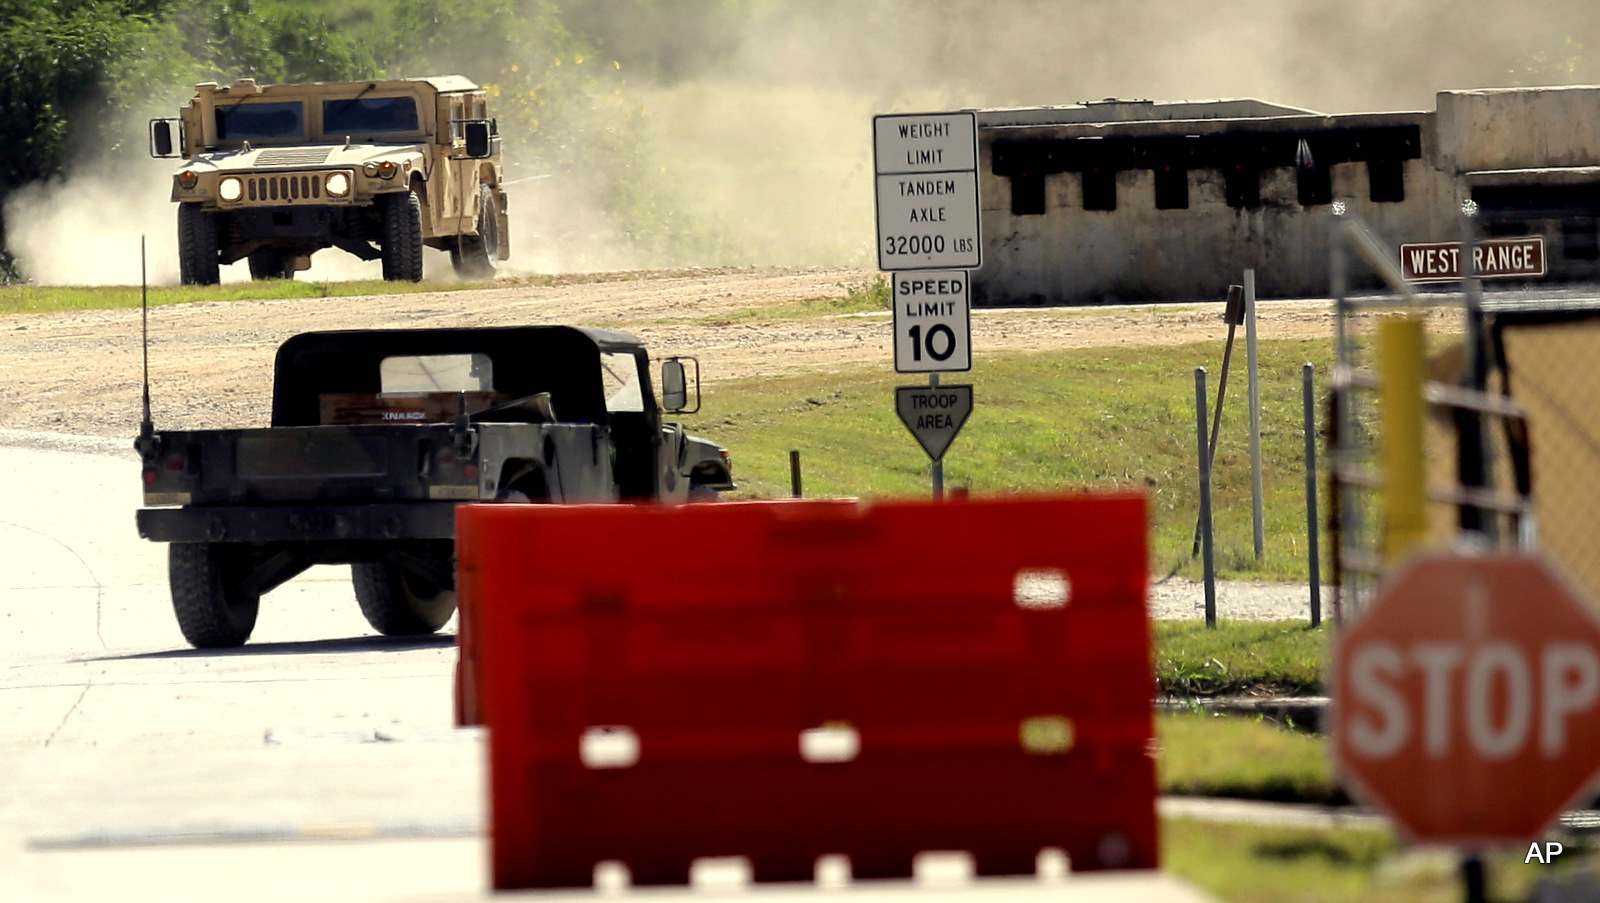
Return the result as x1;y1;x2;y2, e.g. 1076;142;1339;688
1378;318;1428;562
1195;367;1217;627
789;450;803;499
1246;269;1265;560
1303;363;1322;628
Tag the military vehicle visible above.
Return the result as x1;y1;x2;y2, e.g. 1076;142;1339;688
134;326;734;649
149;76;509;284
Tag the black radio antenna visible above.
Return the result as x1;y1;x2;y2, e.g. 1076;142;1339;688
138;235;154;444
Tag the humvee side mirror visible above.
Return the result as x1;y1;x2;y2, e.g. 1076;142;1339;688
464;121;491;158
661;356;700;414
150;119;175;158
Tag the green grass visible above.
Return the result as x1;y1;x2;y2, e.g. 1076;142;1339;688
0;266;777;315
691;277;890;324
1155;621;1326;696
1164;817;1570;903
1158;712;1340;803
1163;818;1399;902
0;278;501;314
683;338;1338;582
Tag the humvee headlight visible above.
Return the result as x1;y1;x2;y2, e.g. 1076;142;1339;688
377;161;397;179
217;177;242;201
176;171;199;190
363;162;380;177
325;172;351;197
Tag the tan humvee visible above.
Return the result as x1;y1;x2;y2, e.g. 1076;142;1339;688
150;76;509;284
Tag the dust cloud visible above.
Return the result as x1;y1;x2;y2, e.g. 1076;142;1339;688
6;150;455;286
8;1;1600;282
5;158;185;286
621;0;1600;268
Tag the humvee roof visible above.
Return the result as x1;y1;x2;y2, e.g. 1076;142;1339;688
270;326;647;428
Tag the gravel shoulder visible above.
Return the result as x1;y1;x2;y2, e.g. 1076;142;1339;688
0;266;1452;438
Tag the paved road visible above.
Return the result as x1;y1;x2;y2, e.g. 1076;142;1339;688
0;439;1214;901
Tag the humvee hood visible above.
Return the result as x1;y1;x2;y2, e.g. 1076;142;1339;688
183;143;427;173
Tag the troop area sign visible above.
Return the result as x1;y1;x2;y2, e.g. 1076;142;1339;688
1400;237;1546;283
896;385;973;462
1332;553;1600;846
893;270;971;373
874;112;981;271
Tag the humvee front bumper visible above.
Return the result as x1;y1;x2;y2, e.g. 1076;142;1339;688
137;502;460;544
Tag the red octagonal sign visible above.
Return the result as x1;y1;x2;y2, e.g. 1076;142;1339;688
1334;554;1600;846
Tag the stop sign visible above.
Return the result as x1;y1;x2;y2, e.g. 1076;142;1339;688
1333;554;1600;845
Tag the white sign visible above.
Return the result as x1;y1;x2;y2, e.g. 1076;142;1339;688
893;270;971;373
873;115;978;173
874;112;980;271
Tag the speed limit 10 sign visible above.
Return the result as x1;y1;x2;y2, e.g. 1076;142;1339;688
893;270;971;373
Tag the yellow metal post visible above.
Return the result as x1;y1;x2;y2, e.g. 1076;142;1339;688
1378;316;1428;562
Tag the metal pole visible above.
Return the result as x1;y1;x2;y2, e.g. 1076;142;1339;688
929;372;943;499
1457;209;1495;542
1246;269;1264;560
1462;854;1486;903
789;450;802;499
1195;367;1217;627
1330;214;1356;619
1303;363;1322;628
1191;305;1240;558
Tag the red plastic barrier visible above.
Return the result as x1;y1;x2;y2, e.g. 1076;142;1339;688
459;494;1155;890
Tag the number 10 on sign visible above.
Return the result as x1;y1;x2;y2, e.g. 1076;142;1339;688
893;270;972;373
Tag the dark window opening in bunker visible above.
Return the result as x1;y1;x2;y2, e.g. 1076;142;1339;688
1081;169;1117;211
1224;166;1261;209
1369;159;1406;203
1297;166;1332;207
1154;167;1189;210
1010;173;1046;216
1564;218;1599;260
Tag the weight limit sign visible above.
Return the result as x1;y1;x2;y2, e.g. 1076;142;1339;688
892;269;971;373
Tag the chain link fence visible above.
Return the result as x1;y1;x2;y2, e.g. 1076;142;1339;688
1491;308;1600;603
1329;215;1541;618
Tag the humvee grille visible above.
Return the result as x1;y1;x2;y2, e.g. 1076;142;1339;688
247;174;322;203
257;147;334;166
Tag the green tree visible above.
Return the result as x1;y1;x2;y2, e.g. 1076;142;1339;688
0;0;716;280
0;1;179;278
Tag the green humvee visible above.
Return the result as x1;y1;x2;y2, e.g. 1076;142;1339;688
134;326;734;649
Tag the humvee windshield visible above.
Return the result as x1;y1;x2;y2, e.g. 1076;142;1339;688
323;97;419;134
215;101;305;140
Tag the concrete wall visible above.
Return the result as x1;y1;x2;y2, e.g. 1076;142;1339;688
1439;87;1600;173
970;87;1600;306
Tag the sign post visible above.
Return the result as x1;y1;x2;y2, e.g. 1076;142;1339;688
876;112;980;496
1333;553;1600;894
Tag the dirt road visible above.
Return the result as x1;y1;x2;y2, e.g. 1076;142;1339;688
0;266;1442;439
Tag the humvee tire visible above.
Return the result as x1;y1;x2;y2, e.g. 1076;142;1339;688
380;189;424;282
451;185;499;280
351;561;456;635
177;203;220;286
248;249;294;281
169;542;259;647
